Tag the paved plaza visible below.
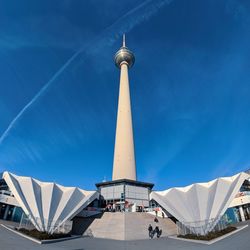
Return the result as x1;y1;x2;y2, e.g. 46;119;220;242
0;221;250;250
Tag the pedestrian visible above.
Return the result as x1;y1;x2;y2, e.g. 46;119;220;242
148;224;153;239
154;217;159;223
162;211;165;219
155;226;162;238
155;209;158;217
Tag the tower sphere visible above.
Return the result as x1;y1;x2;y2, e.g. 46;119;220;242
114;46;135;68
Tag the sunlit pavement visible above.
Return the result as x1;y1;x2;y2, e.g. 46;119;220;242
0;221;250;250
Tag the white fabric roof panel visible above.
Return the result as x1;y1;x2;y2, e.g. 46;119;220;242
150;172;249;234
3;171;98;233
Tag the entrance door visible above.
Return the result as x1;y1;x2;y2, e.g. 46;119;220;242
0;203;6;219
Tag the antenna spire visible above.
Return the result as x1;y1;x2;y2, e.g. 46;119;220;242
123;34;126;47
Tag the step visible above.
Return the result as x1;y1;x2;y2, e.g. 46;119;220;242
80;212;177;240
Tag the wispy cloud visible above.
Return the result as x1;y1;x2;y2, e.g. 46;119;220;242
0;0;173;148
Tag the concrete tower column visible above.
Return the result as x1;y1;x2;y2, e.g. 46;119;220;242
112;35;137;181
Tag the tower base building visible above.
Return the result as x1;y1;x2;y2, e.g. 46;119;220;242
96;179;154;212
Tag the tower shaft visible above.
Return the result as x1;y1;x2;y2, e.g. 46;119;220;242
112;62;136;181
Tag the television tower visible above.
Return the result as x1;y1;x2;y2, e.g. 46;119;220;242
112;35;137;181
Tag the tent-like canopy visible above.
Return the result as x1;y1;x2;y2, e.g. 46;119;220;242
3;171;98;233
151;172;249;234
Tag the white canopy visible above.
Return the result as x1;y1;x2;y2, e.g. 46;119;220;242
3;171;98;233
151;172;249;234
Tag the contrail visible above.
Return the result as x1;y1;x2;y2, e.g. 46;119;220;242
0;0;173;145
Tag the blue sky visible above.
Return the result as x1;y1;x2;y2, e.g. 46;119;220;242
0;0;250;190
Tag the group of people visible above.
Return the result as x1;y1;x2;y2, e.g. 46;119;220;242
148;216;162;239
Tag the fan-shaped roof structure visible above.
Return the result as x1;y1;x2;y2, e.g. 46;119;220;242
151;172;249;234
3;171;98;233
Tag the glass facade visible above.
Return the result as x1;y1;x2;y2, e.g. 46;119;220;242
100;183;150;207
0;178;24;223
0;203;24;222
224;204;250;224
224;207;240;224
97;179;153;212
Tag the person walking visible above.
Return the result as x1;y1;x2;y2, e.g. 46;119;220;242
154;217;159;223
162;211;165;219
148;224;153;239
155;226;162;238
155;209;158;217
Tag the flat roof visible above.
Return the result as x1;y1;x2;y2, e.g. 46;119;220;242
95;179;154;189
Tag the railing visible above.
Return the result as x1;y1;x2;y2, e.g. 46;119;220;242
176;216;228;236
144;207;154;212
18;214;72;234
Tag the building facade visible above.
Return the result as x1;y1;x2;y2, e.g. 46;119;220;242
96;179;153;211
0;173;23;222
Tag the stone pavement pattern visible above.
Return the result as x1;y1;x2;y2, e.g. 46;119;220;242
0;221;250;250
